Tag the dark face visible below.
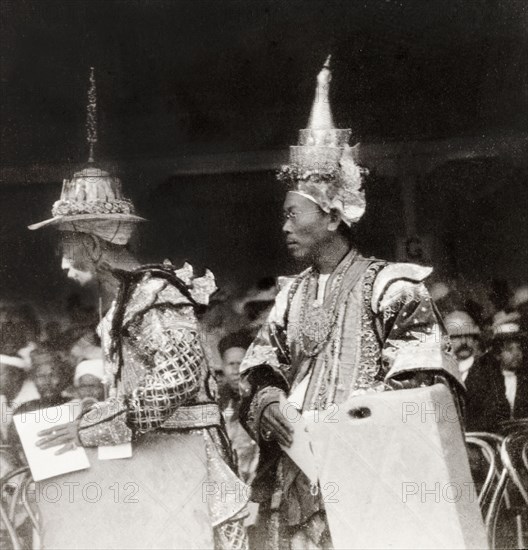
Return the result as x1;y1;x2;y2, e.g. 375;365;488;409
499;340;523;372
33;363;63;401
222;347;246;391
451;335;480;361
282;192;335;262
77;374;105;402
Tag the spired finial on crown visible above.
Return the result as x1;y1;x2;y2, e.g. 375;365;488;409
86;67;97;164
308;54;335;132
28;67;146;242
277;55;368;227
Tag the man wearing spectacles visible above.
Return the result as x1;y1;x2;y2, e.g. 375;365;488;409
282;202;345;270
238;59;465;550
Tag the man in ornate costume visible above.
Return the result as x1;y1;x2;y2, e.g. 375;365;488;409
239;57;464;550
28;69;248;550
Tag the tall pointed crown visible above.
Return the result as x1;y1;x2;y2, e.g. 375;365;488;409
29;68;145;243
278;56;367;226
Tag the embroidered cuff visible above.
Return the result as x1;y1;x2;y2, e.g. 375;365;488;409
246;386;285;443
78;398;133;447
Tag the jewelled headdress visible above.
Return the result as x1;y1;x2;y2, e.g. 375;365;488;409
29;68;145;244
277;56;367;226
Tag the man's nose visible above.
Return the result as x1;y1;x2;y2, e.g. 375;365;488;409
282;219;293;233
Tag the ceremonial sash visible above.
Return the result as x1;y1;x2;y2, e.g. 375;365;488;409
288;254;376;408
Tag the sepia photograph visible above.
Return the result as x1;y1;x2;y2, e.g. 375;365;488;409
1;1;527;549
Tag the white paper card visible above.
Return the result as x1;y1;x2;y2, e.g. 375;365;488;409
98;442;133;460
287;374;310;408
278;393;318;484
13;404;90;481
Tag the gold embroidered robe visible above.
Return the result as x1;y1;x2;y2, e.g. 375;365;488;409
239;252;463;549
72;265;249;550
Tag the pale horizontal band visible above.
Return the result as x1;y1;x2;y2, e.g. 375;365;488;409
161;403;222;430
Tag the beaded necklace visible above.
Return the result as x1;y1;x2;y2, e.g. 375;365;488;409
297;252;356;357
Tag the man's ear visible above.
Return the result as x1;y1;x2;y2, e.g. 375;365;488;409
80;234;102;262
327;209;341;232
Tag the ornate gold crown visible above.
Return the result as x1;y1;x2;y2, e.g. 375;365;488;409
278;56;367;226
29;68;145;242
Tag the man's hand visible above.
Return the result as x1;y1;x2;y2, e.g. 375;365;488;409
37;421;81;455
386;371;449;391
260;402;293;448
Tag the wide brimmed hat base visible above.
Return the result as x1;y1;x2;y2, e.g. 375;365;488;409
28;213;145;230
28;214;146;245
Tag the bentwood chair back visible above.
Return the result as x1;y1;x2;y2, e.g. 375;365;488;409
0;447;39;550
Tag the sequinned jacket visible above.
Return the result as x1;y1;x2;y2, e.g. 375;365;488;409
76;263;250;529
77;263;221;445
239;252;463;519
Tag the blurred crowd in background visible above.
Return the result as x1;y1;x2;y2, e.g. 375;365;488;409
1;273;527;548
0;276;279;477
2;273;527;448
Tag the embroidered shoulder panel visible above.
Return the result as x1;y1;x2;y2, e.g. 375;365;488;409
355;262;386;390
378;280;431;323
371;262;433;313
123;273;195;327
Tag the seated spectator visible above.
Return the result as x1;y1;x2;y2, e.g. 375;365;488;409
465;313;527;432
217;330;258;483
14;348;70;415
73;358;105;406
492;316;528;423
218;331;252;409
7;348;71;462
444;310;482;382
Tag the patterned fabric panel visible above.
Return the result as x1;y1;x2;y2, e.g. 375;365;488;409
214;519;248;550
125;307;205;433
78;397;132;446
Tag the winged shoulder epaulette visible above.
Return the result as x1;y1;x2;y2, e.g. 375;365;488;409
121;274;179;327
371;262;433;314
117;263;216;328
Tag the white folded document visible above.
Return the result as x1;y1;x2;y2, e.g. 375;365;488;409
98;442;132;460
14;403;90;481
278;378;319;484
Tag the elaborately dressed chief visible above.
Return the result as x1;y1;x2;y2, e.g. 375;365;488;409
28;69;248;550
239;58;463;550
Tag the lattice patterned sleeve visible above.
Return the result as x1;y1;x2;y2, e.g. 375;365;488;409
214;519;248;550
126;306;204;433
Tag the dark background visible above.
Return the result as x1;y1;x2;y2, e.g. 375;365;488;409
1;0;527;313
